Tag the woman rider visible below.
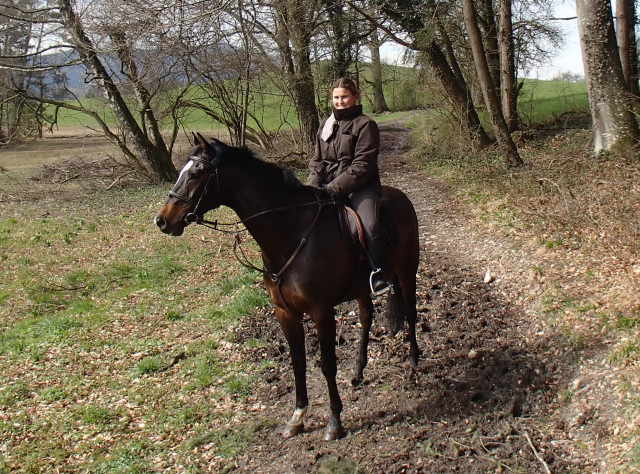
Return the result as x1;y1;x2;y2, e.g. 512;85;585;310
307;77;390;295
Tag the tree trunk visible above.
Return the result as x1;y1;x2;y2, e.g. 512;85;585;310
274;0;319;153
291;47;320;151
425;41;491;148
477;0;501;90
498;0;518;132
57;0;176;182
109;30;169;154
461;0;522;168
577;0;639;153
615;0;640;98
368;29;390;113
436;19;467;93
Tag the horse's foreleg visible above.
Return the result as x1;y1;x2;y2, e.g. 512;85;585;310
314;310;344;441
352;297;374;386
276;308;308;438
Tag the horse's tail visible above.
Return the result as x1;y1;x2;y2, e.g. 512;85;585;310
385;276;405;335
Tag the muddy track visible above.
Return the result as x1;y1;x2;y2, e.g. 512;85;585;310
231;123;595;472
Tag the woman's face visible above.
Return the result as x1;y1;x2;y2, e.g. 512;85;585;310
332;87;358;110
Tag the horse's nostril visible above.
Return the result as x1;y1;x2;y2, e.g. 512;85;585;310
155;215;166;229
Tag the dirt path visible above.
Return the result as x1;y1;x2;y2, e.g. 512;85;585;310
229;123;611;472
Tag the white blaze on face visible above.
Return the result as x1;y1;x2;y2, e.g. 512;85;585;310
177;160;194;184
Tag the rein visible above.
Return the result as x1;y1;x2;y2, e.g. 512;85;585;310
226;197;334;318
193;196;336;281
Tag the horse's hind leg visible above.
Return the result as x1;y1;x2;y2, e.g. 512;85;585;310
352;296;374;386
402;277;420;368
313;308;344;441
276;308;309;438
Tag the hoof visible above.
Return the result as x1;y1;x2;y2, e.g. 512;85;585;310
351;373;363;387
283;422;304;438
323;420;344;441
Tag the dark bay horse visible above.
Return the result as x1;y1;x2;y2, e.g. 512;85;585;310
155;133;420;441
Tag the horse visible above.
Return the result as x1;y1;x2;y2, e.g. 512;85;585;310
155;133;420;441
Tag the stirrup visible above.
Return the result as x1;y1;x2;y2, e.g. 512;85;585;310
369;268;391;296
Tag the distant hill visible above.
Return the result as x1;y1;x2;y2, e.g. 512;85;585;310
40;50;109;99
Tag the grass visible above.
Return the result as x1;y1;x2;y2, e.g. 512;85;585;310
318;456;360;473
518;79;589;124
0;183;275;471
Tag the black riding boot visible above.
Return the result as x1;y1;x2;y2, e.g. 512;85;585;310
367;232;391;295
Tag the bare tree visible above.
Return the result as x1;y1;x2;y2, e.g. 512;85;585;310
1;0;248;181
0;0;50;143
272;0;321;152
0;0;221;180
461;0;522;167
236;0;322;152
55;0;178;182
577;0;639;152
178;2;274;148
510;1;563;77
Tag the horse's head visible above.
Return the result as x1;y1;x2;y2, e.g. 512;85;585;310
155;132;225;236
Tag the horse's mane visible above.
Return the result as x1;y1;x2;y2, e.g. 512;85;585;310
226;145;306;193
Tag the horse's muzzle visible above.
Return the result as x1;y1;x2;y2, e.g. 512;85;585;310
154;214;184;236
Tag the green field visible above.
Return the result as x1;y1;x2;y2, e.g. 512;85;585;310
48;74;588;135
517;79;588;124
46;63;429;132
41;79;589;168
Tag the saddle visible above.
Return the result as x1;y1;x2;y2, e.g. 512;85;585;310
336;203;398;252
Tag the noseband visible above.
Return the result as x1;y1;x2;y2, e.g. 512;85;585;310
167;155;219;225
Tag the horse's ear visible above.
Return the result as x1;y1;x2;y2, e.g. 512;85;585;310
194;132;208;150
194;132;224;164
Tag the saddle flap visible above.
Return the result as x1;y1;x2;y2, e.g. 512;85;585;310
337;202;399;252
341;205;367;250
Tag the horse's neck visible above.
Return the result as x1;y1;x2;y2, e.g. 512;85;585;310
225;164;315;264
225;166;299;222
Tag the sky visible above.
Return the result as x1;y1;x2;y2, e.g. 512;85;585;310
532;2;584;79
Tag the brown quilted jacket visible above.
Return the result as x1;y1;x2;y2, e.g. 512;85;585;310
307;105;381;198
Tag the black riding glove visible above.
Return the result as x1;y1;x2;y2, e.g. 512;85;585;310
321;184;338;200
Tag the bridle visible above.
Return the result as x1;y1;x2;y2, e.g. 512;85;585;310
167;155;220;225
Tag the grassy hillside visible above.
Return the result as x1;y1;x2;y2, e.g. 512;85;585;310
46;63;429;133
518;79;588;124
0;185;275;471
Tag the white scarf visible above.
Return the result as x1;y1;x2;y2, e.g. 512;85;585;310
320;113;336;142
